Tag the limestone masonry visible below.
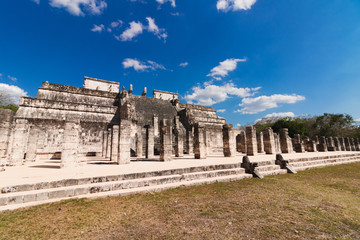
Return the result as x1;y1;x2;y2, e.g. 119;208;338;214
1;76;360;169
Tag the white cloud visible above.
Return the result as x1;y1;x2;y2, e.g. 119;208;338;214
263;112;296;119
355;118;360;122
179;62;189;67
110;20;123;28
49;0;107;16
122;58;166;72
184;83;260;106
32;0;40;4
116;18;167;42
217;0;257;12
0;83;28;105
156;0;176;7
217;109;226;113
237;94;306;114
7;75;17;82
0;73;3;78
117;21;144;41
91;24;104;32
207;58;246;80
146;17;167;41
171;12;180;16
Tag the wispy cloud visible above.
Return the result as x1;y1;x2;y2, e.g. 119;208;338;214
156;0;176;7
146;17;167;41
179;62;189;67
207;58;246;80
236;94;305;114
49;0;107;16
217;0;257;12
122;58;166;72
91;24;105;32
31;0;40;4
7;75;17;82
184;83;260;106
0;83;28;105
217;109;226;113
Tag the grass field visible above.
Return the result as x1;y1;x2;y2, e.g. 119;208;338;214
1;163;360;239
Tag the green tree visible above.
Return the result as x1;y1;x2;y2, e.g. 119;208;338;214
0;91;18;112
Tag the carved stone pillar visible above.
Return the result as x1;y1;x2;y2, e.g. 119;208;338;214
174;117;184;157
102;130;108;157
256;132;265;154
106;127;111;158
240;131;246;154
263;128;275;154
110;125;119;162
344;137;351;151
279;128;292;153
10;119;29;166
145;125;154;159
293;134;305;153
317;136;328;152
223;124;235;157
245;125;257;156
185;127;194;154
326;137;336;151
61;119;80;168
160;119;172;161
194;123;206;159
118;120;131;164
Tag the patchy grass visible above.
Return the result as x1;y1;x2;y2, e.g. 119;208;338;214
1;163;360;239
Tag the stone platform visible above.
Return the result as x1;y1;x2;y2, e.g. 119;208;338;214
0;151;359;212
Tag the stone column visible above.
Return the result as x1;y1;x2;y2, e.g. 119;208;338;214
326;137;336;151
304;137;317;152
354;138;360;151
25;126;40;162
61;119;80;168
106;128;111;158
10;119;29;166
174;117;184;157
256;132;265;154
245;125;257;156
350;138;356;151
263;128;275;154
223;124;235;157
110;125;119;162
312;136;319;145
160;119;172;161
240;131;247;154
339;137;346;151
205;130;212;155
273;133;281;153
317;136;328;152
145;125;154;159
279;128;292;153
118;120;131;164
333;137;341;151
344;137;351;151
194;123;206;159
102;130;108;157
293;134;305;153
185;127;193;154
135;130;143;158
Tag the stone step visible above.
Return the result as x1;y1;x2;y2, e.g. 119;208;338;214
261;169;288;176
255;165;283;172
292;159;360;171
0;173;252;212
254;160;276;166
287;153;360;163
0;163;243;194
0;168;250;208
289;156;360;168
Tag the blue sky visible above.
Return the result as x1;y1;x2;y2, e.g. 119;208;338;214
1;0;360;126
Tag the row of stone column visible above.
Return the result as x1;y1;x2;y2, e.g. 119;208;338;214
238;126;360;156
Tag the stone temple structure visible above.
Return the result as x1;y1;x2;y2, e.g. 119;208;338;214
1;76;360;170
0;77;227;168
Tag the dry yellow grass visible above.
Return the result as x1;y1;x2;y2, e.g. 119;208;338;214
1;163;360;239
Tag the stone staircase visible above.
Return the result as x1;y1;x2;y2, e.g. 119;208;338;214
287;153;360;171
0;163;252;211
254;160;288;176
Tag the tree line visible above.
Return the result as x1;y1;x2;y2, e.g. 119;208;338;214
254;113;360;139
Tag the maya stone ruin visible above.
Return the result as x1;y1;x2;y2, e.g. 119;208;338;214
1;76;360;169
